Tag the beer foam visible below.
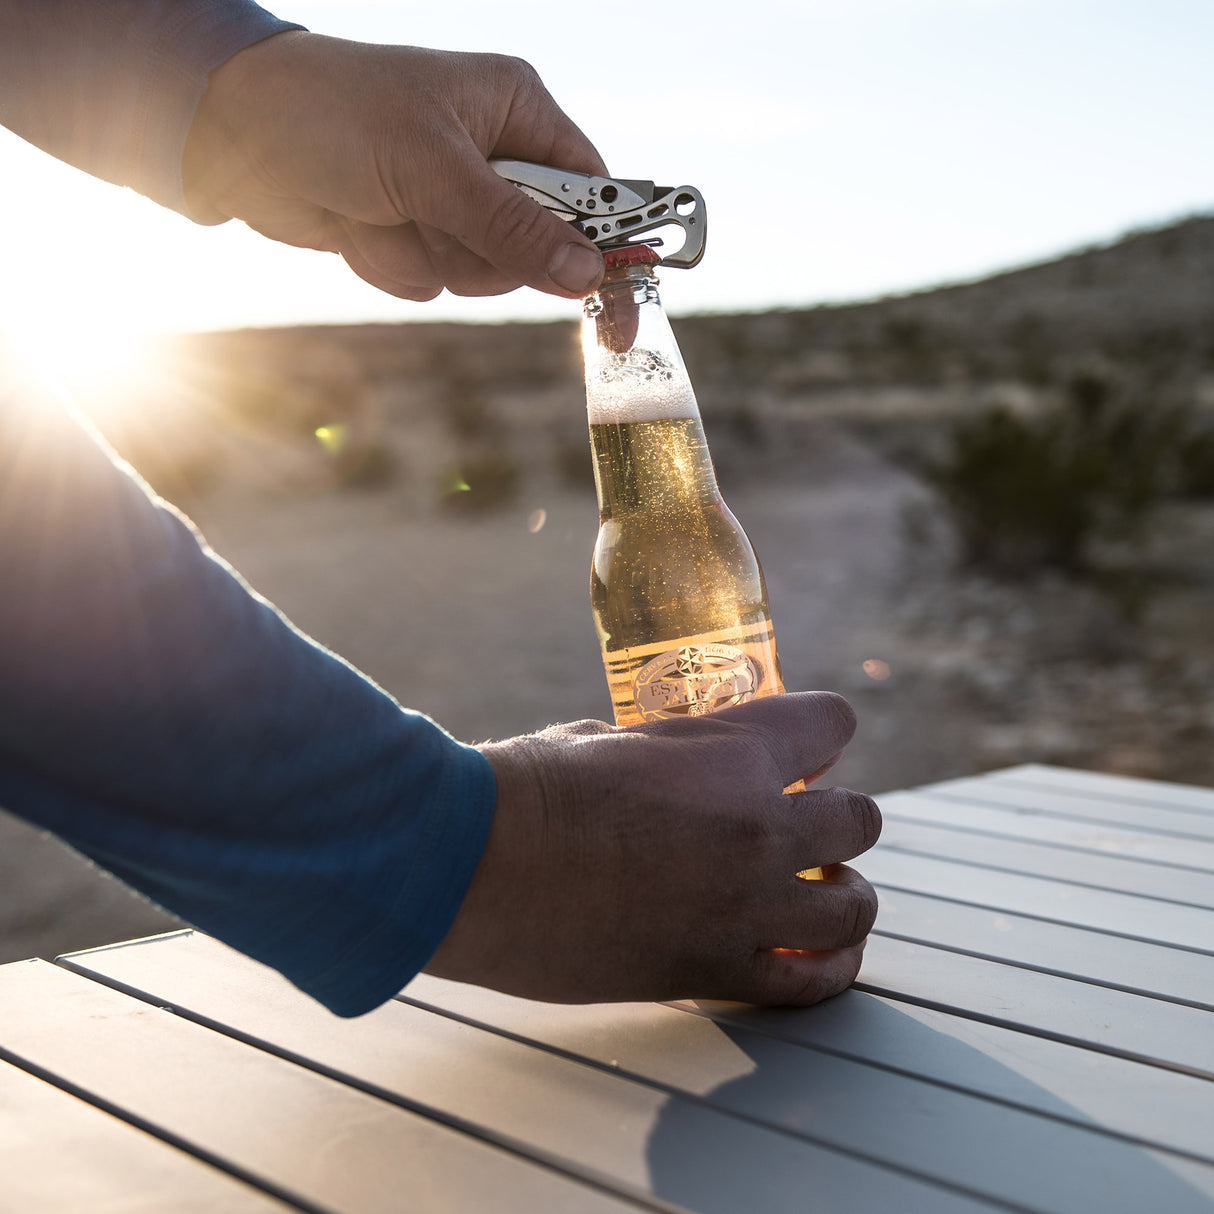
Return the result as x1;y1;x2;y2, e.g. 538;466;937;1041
585;349;700;424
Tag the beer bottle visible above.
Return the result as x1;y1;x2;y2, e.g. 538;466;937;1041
583;244;794;730
583;246;823;878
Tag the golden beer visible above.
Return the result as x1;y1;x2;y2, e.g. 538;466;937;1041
589;416;785;725
583;247;788;728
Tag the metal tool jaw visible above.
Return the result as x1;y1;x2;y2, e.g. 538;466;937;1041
490;159;706;269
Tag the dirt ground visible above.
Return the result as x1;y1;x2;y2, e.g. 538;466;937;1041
3;420;1210;964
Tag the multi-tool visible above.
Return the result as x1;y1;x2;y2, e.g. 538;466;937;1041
491;160;706;268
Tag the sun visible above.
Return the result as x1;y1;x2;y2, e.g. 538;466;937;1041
1;316;171;435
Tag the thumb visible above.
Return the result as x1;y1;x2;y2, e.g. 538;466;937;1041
424;148;606;298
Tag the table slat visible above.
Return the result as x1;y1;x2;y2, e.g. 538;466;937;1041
857;936;1214;1075
667;992;1214;1163
0;959;650;1214
56;934;1025;1214
922;778;1214;839
862;847;1214;954
873;887;1214;1008
984;765;1214;813
16;763;1214;1214
879;806;1214;902
399;974;1214;1214
0;1057;293;1213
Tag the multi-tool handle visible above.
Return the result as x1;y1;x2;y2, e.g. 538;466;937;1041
491;159;707;269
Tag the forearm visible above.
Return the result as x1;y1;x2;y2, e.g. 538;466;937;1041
0;0;303;216
0;364;495;1016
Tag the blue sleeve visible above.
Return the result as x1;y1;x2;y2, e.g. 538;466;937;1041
0;358;498;1017
0;1;305;218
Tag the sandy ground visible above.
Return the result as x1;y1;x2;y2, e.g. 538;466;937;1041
4;419;1211;964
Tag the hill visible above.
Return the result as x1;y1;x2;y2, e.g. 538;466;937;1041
83;213;1212;504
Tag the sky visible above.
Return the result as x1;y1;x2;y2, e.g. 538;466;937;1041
2;0;1212;362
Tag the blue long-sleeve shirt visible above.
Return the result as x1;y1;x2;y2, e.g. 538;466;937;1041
0;3;499;1016
0;0;301;216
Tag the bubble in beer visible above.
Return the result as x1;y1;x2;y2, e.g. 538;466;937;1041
528;508;547;533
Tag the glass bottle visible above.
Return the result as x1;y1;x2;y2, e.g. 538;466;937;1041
583;244;788;728
583;244;821;879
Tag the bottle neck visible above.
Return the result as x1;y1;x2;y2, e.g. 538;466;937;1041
582;262;718;517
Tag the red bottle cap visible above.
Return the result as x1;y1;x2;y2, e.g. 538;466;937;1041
602;244;661;270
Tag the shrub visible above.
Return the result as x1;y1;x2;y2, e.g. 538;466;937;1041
553;436;594;491
1005;311;1055;386
442;375;497;440
721;402;765;448
437;452;521;513
337;439;400;491
1177;424;1214;498
923;371;1186;574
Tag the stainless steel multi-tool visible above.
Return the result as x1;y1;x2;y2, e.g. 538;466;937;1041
491;160;706;268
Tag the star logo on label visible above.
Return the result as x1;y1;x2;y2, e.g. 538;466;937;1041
675;647;708;676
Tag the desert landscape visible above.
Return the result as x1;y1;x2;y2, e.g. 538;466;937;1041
2;215;1212;964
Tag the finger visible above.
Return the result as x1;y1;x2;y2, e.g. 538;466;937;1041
340;246;441;302
741;940;867;1006
784;786;882;866
336;220;443;301
494;97;610;180
416;140;605;298
599;289;640;354
709;691;858;788
758;865;879;952
415;222;520;297
800;750;843;788
240;201;346;254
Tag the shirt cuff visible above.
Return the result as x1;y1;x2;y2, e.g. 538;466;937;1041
129;1;306;220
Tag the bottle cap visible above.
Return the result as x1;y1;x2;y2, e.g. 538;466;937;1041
602;244;661;270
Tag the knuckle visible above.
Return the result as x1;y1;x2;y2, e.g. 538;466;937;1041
478;52;542;96
495;53;541;87
559;718;616;738
577;716;615;733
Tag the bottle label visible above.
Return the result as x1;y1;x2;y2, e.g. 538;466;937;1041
635;643;759;719
603;621;783;726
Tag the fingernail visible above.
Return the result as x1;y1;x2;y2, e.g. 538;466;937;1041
548;243;603;294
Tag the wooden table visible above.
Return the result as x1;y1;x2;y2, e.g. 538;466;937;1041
2;763;1212;1213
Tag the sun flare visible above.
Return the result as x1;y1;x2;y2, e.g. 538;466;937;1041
3;319;159;411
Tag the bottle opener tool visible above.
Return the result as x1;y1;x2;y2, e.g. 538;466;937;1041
490;159;707;268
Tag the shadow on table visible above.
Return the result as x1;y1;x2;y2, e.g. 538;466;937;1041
644;989;1210;1214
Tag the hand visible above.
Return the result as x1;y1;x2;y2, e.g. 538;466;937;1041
426;692;881;1005
183;33;607;301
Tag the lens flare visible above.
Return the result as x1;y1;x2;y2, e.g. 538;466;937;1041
314;423;348;455
3;319;156;414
